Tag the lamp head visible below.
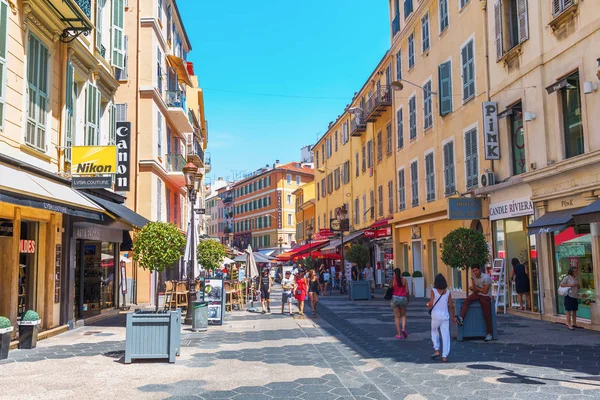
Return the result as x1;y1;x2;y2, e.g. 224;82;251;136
183;162;199;189
390;80;404;91
317;167;326;173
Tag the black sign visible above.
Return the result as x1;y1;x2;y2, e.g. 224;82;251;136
72;176;112;189
0;219;13;237
196;208;206;215
0;192;104;221
115;122;131;191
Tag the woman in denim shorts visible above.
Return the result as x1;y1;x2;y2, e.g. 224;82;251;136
390;268;409;339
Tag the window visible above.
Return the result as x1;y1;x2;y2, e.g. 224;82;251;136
112;0;125;68
326;137;331;158
404;0;413;19
560;72;584;159
443;141;456;195
96;0;103;53
342;161;350;184
369;190;374;219
388;181;394;214
355;152;359;177
317;182;320;200
327;173;333;194
296;175;301;185
408;33;415;68
397;108;404;149
362;145;366;172
157;0;162;21
421;13;430;52
386;123;393;154
395;51;402;80
334;131;338;152
378;185;384;216
258;180;263;190
156;111;162;156
83;83;101;146
321;144;325;164
465;128;479;189
553;0;574;16
509;102;526;174
439;0;449;32
166;188;171;222
409;95;417;140
425;152;435;202
286;173;292;184
377;131;383;161
460;0;470;9
438;61;453;116
461;39;475;102
316;151;319;168
410;160;419;207
156;47;163;94
367;140;373;167
0;0;7;128
494;0;529;61
423;80;433;129
157;178;162;221
109;103;116;144
342;121;349;144
25;34;49;151
354;198;359;224
287;194;292;204
321;178;326;198
64;63;75;162
334;167;341;190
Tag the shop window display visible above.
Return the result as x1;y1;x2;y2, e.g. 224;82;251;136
75;241;116;319
18;221;39;318
553;227;595;319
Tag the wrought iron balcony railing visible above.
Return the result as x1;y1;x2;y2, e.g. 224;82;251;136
350;115;367;137
74;0;91;19
165;153;186;173
364;86;392;122
166;90;186;111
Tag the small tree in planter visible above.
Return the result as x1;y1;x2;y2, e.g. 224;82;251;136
0;316;13;359
441;228;489;294
196;239;227;274
345;244;370;268
299;255;316;271
133;222;186;311
18;310;40;349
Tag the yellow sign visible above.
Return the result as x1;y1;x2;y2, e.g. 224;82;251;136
72;146;117;175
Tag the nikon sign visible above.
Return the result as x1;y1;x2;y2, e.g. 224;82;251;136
72;146;117;175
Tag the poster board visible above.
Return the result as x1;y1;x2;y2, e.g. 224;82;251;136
202;278;225;325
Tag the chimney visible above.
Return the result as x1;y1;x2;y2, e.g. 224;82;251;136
273;160;280;168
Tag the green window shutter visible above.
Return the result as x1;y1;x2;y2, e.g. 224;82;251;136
85;83;100;145
65;62;74;162
112;0;125;68
439;61;452;116
0;1;7;127
516;0;528;43
96;0;103;52
109;103;116;144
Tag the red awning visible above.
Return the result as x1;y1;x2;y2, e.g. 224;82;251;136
276;239;329;261
370;217;393;229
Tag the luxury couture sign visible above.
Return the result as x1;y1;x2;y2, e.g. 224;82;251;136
489;197;534;221
482;102;500;160
115;122;131;191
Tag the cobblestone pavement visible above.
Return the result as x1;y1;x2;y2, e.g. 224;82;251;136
0;287;599;399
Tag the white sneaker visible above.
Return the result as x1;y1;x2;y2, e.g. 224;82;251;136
485;334;492;342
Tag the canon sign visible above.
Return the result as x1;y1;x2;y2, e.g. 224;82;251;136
115;122;131;191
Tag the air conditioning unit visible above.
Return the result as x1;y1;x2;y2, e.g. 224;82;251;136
480;171;496;187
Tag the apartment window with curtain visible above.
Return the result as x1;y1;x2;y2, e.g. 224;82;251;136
465;128;479;189
438;61;453;116
410;160;419;207
377;131;383;161
421;13;430;52
397;108;404;149
386;123;393;154
443;141;456;195
26;34;50;151
378;185;384;217
396;50;402;80
0;0;7;129
409;95;417;140
439;0;449;32
408;33;415;68
425;152;435;202
423;80;433;129
560;72;584;159
461;39;475;102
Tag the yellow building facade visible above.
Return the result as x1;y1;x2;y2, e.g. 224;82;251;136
293;182;315;244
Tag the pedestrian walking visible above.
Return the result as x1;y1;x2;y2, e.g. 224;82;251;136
428;274;456;363
560;267;580;330
259;268;272;314
294;269;308;316
308;270;320;315
318;264;326;295
281;270;294;315
364;264;375;298
390;268;409;339
511;258;531;310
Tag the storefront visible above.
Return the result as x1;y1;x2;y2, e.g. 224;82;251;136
489;197;540;312
366;219;393;286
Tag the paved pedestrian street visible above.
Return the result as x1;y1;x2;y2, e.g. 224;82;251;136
1;287;600;399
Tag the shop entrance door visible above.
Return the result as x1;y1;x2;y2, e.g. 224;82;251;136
412;241;422;273
18;221;39;319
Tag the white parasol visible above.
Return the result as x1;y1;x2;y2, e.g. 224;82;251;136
182;215;200;279
245;245;260;311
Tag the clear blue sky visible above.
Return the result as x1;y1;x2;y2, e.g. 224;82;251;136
178;0;390;184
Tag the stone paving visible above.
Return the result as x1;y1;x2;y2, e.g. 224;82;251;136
0;287;599;399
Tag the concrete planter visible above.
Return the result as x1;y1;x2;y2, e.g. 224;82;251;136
0;327;13;360
18;320;40;349
125;309;181;364
456;298;498;341
349;281;370;300
412;277;425;298
402;277;412;296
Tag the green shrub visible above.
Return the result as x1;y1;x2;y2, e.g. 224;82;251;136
401;271;411;277
441;228;489;271
0;317;11;329
412;271;423;277
345;244;370;267
197;239;227;271
22;310;39;322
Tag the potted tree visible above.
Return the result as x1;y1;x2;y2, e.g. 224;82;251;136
18;310;40;349
0;316;13;359
127;221;186;363
345;244;371;300
196;239;228;274
412;270;425;298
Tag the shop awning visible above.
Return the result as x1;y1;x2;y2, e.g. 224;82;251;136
276;239;329;261
83;193;150;229
0;163;104;220
321;230;365;252
527;208;582;235
370;217;393;229
167;55;193;87
573;200;600;224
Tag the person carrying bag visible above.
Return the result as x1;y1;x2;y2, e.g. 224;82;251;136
427;274;456;363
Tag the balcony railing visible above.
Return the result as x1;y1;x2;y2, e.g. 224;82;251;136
350;115;367;137
364;86;392;122
166;90;186;111
222;194;233;204
392;14;400;36
74;0;92;19
165;153;186;173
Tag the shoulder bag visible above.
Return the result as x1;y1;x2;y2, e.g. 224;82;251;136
428;290;446;316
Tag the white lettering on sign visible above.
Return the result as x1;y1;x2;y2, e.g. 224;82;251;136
482;102;500;160
20;240;36;253
489;197;534;221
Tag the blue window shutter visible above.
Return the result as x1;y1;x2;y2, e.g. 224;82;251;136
439;61;452;116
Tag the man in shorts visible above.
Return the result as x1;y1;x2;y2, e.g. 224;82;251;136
259;268;272;314
281;270;294;315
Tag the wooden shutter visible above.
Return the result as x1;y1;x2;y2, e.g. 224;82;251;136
112;0;125;68
438;62;452;116
396;51;402;80
96;0;103;51
157;111;162;156
552;0;563;16
494;0;503;60
516;0;528;43
398;169;405;210
470;129;478;188
397;108;404;149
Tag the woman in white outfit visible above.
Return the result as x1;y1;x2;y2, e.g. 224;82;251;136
427;274;457;363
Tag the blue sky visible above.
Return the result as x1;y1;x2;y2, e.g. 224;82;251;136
178;1;390;184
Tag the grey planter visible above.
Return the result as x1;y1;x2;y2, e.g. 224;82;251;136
349;281;370;300
0;327;12;359
456;298;498;341
125;309;181;364
18;321;40;349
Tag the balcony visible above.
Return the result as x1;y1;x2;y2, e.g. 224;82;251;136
164;153;186;187
186;135;205;166
222;193;233;204
205;153;212;173
364;86;392;122
392;14;400;37
350;116;367;137
165;90;193;134
45;0;93;40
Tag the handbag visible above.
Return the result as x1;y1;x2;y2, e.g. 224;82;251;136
428;290;445;316
558;286;571;297
384;287;393;300
295;289;302;296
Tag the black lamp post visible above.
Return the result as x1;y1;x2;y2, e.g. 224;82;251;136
183;162;201;325
336;205;348;295
306;225;314;264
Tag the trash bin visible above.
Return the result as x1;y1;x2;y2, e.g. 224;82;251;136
192;301;208;332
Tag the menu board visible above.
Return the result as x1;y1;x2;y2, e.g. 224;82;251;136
202;278;225;325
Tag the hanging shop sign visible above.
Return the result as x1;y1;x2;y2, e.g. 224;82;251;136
0;219;13;237
489;197;534;221
364;227;392;238
19;240;36;254
482;102;500;160
277;191;282;229
72;176;112;189
447;198;483;220
115;122;131;191
71;146;117;175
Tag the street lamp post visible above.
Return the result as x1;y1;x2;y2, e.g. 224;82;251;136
183;162;201;325
336;206;348;297
306;225;314;264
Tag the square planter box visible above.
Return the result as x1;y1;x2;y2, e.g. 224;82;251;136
18;320;40;349
456;298;498;341
412;277;425;298
125;309;181;364
0;327;13;359
349;281;370;300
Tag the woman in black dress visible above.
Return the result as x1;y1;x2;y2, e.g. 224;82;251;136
511;258;530;310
